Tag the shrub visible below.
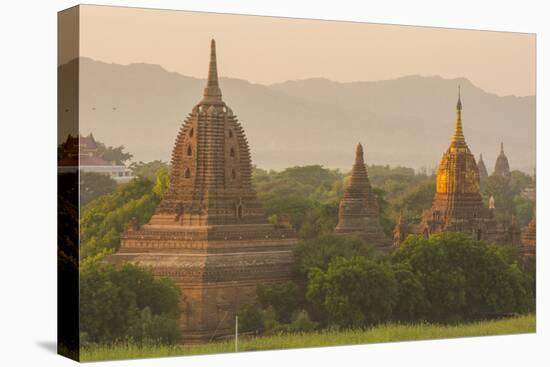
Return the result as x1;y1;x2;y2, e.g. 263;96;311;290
80;254;181;344
257;282;302;324
237;305;264;333
307;256;397;328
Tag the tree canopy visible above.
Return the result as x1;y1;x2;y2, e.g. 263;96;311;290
80;254;181;344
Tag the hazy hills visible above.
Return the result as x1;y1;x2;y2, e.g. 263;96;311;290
59;57;535;172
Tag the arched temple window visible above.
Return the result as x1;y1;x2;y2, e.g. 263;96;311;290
187;146;192;156
230;147;235;157
185;168;191;178
228;129;233;138
189;128;194;137
231;169;236;179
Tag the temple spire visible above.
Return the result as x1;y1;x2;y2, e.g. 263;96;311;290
451;85;466;147
202;39;223;104
355;143;365;165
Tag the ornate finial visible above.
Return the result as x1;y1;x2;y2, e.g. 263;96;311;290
456;85;462;111
201;39;223;104
355;143;365;165
451;87;466;147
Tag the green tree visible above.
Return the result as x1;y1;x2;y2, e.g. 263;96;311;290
307;256;397;327
392;233;534;322
237;305;264;333
394;182;436;224
298;202;339;239
391;262;429;322
257;282;302;324
294;234;378;277
80;254;180;344
80;171;117;205
130;160;169;180
80;176;160;258
96;141;133;164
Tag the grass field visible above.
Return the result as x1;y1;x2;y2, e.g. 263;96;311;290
80;314;535;362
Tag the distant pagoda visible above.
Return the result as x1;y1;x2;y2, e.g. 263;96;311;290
493;142;511;177
335;143;391;252
477;153;489;186
418;88;498;241
108;40;297;342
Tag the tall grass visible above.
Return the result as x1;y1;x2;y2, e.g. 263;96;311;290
80;314;535;362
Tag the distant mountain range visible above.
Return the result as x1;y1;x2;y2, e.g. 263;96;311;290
59;57;535;172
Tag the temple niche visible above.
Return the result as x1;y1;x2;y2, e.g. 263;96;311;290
335;143;391;253
108;40;297;342
417;89;499;242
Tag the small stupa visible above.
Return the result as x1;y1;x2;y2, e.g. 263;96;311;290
335;143;391;252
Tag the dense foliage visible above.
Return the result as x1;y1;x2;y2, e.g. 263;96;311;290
80;169;169;259
392;233;534;322
484;171;535;226
80;255;181;344
80;172;118;205
307;257;397;327
77;162;535;343
130;160;169;180
95;141;134;165
257;282;303;324
293;234;378;276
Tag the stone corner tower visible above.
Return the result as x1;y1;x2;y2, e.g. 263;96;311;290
418;88;498;241
335;143;391;253
108;39;298;342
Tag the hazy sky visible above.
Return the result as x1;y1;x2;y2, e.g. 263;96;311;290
75;5;535;97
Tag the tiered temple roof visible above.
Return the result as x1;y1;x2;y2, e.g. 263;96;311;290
58;133;111;166
335;143;390;252
108;40;297;342
493;143;511;177
418;89;498;241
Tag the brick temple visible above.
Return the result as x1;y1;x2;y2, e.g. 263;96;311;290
335;143;391;253
417;90;500;241
493;142;512;177
108;40;297;342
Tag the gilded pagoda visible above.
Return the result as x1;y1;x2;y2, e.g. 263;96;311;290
335;143;391;252
418;89;498;241
108;40;297;342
